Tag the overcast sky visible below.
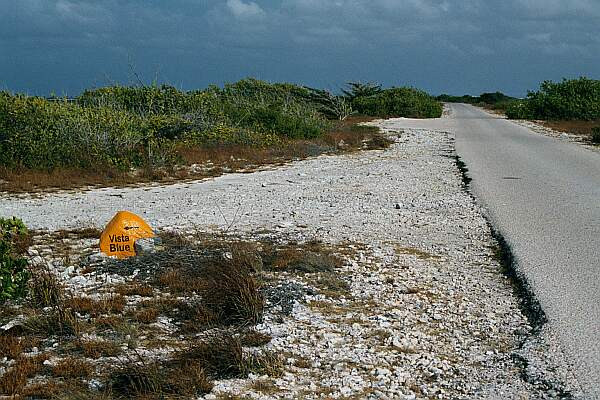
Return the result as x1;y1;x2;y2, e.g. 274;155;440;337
1;0;599;96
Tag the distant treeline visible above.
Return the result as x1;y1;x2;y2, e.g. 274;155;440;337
0;79;442;172
437;91;516;106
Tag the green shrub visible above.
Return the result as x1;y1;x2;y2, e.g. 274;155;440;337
0;217;30;302
508;77;600;120
0;94;168;170
505;100;535;119
215;78;328;139
354;87;442;118
80;79;329;140
78;85;209;116
592;127;600;144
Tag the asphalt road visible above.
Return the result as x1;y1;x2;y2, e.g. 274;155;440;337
381;103;600;398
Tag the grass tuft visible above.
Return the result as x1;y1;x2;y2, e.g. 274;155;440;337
29;270;64;308
69;295;126;317
177;334;245;379
24;307;80;336
109;355;213;398
52;357;94;378
200;261;264;325
78;339;122;359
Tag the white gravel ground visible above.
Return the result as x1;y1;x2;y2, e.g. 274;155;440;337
0;121;581;398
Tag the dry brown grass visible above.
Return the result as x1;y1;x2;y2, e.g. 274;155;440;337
394;245;441;260
313;274;351;298
157;268;205;294
0;335;26;359
0;233;317;399
94;315;126;330
539;119;600;141
0;354;49;396
199;261;264;325
158;230;192;248
178;303;219;333
20;380;67;399
0;166;137;194
52;357;94;378
109;350;215;398
134;308;160;324
261;243;343;274
292;356;312;369
78;339;122;359
24;307;80;336
69;295;126;317
321;116;392;151
244;351;284;378
176;334;245;379
12;231;33;255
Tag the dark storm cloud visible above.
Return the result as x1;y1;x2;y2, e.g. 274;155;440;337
1;0;599;95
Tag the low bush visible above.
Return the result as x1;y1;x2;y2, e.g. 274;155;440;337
199;260;264;325
0;217;30;302
353;87;442;118
215;78;328;139
507;77;600;120
0;94;167;170
505;100;535;119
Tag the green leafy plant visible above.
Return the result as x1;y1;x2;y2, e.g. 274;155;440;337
0;217;30;302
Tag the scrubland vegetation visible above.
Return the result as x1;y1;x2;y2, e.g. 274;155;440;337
0;79;441;191
0;224;354;398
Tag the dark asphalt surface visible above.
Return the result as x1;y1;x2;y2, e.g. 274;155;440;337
383;103;600;398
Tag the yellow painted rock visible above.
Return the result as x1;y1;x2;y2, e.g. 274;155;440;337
99;211;155;259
